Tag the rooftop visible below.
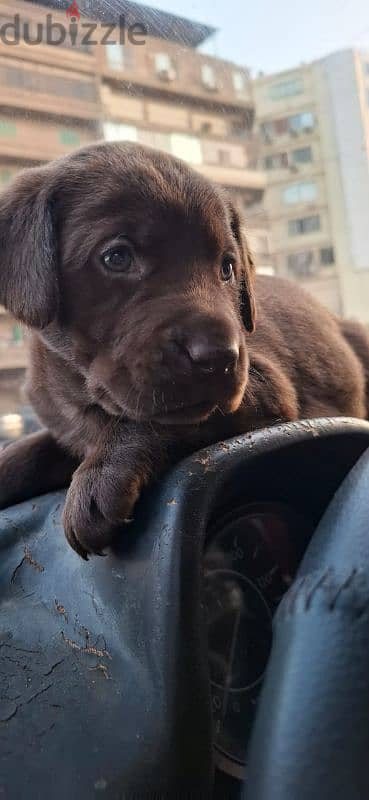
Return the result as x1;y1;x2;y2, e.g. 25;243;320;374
25;0;216;47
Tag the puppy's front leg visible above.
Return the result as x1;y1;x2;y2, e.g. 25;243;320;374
63;422;173;558
0;430;77;510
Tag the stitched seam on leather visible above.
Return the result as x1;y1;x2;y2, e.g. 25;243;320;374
277;568;369;619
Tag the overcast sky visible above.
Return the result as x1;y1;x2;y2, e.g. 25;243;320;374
151;0;369;74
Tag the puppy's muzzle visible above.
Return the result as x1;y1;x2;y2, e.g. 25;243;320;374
163;334;239;377
160;321;240;381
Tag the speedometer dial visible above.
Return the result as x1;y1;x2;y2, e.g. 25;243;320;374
204;503;313;775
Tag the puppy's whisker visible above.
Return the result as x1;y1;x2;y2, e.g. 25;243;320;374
120;382;136;415
244;384;258;412
249;366;267;384
134;390;144;422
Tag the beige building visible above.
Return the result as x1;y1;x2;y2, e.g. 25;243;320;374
0;0;266;410
253;49;369;323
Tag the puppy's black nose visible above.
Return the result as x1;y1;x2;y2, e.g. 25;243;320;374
185;336;239;374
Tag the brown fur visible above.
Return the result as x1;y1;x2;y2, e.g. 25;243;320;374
0;142;368;557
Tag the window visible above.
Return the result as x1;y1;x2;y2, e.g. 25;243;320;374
269;78;303;99
289;112;315;134
0;120;16;137
261;114;315;142
12;324;23;344
293;146;313;164
59;129;81;146
139;130;171;152
0;65;97;102
287;251;316;277
264;152;289;169
0;168;12;184
103;122;138;142
283;181;317;204
274;118;289;135
261;118;288;141
260;122;274;142
201;64;217;90
170;134;203;165
233;71;246;92
218;149;231;166
288;215;320;235
106;43;125;71
230;119;247;137
320;247;335;265
155;53;170;72
155;53;176;79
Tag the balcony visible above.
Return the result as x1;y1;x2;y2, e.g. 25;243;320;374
98;39;253;112
0;115;98;162
0;344;28;370
196;163;265;191
0;58;101;121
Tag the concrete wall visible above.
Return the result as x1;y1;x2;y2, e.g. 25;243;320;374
317;50;369;322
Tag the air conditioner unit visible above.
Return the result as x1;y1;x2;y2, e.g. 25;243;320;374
202;77;218;92
157;68;176;82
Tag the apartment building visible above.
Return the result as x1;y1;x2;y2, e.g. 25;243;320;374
253;50;369;323
0;0;266;410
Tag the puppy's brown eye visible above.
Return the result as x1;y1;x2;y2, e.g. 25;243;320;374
220;257;234;282
101;245;133;273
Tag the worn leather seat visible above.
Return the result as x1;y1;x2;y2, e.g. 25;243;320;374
1;418;369;799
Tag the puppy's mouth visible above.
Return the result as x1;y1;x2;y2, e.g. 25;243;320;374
150;399;217;425
90;382;243;424
89;358;248;424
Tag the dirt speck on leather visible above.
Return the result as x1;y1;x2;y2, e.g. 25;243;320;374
10;546;44;583
54;599;68;621
23;546;44;573
194;455;210;466
61;631;112;660
218;442;230;452
89;663;109;680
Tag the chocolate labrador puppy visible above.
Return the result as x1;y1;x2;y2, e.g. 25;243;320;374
0;142;368;558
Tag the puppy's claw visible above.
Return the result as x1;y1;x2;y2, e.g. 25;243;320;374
66;526;89;560
62;464;142;558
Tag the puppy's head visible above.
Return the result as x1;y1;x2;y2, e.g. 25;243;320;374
0;142;255;425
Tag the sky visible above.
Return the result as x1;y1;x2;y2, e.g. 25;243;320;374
150;0;369;75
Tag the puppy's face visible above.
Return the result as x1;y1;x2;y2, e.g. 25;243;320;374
0;143;255;425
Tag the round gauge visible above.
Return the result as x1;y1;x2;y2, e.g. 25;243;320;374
204;502;313;776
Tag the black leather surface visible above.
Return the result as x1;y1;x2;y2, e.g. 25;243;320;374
1;417;369;799
245;447;369;800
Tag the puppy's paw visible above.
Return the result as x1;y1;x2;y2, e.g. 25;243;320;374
63;461;142;558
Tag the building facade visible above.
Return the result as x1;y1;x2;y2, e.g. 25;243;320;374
253;49;369;323
0;0;266;410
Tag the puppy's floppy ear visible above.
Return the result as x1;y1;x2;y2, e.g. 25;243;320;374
228;201;256;333
0;166;58;328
